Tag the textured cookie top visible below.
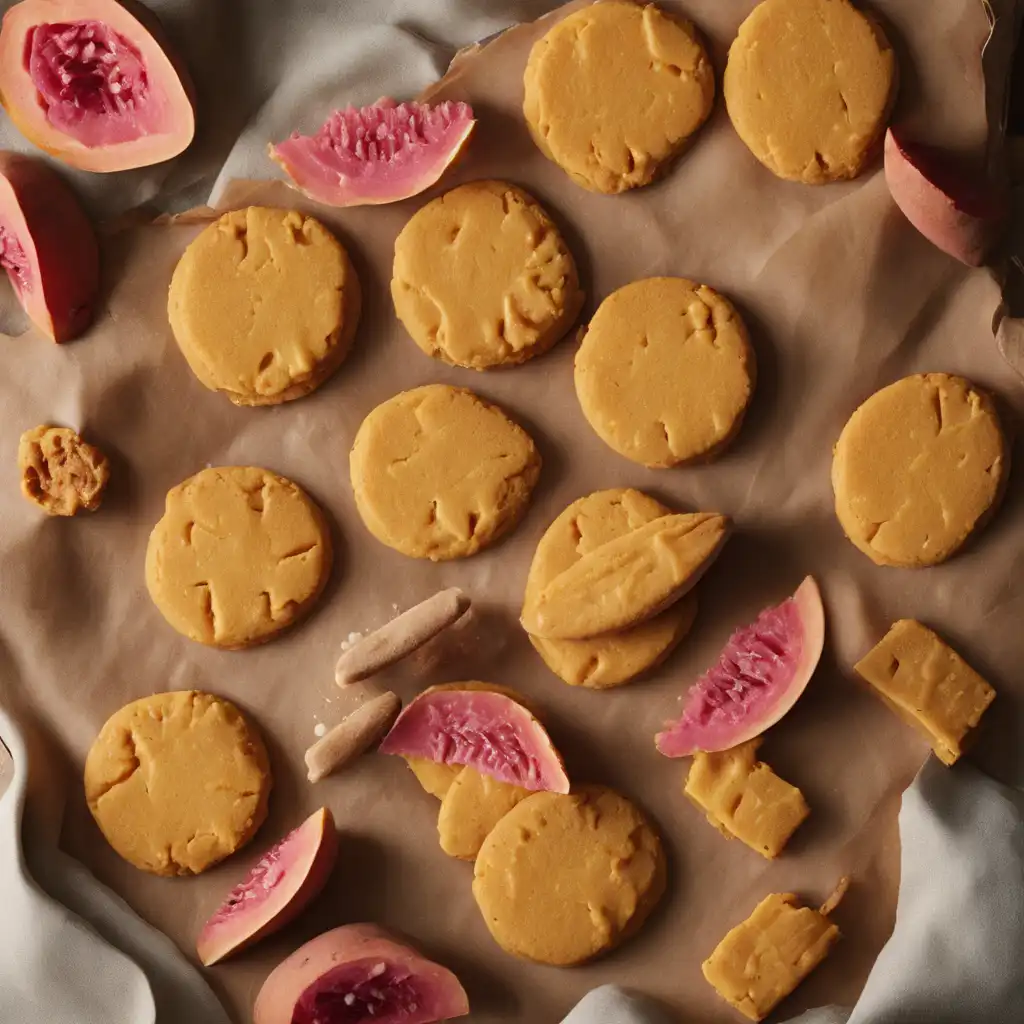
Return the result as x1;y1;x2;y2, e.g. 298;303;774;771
18;424;109;516
391;181;582;369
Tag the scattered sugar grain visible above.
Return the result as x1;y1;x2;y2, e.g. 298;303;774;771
314;722;327;738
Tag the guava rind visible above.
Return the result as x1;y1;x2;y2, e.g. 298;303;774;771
655;577;825;757
196;807;338;966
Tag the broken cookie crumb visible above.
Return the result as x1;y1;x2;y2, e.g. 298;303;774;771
18;424;110;516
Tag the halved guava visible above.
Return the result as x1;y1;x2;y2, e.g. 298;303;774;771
196;807;338;967
269;98;475;207
655;577;825;757
380;687;569;794
0;151;98;340
254;923;470;1024
0;0;195;172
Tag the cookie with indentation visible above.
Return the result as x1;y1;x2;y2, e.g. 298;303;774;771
391;181;582;369
473;785;666;965
523;1;715;194
18;424;110;516
725;0;897;184
832;373;1007;567
168;207;361;406
145;466;332;648
84;691;271;876
350;384;541;560
575;278;755;467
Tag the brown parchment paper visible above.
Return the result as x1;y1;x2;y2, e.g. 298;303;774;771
2;2;1023;1022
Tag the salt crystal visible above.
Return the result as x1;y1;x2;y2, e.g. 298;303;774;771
314;722;326;738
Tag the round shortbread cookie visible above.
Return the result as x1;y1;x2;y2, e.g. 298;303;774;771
391;181;583;369
473;786;666;965
145;466;332;648
168;207;361;405
724;0;897;183
437;767;531;861
523;1;715;194
350;385;541;560
84;691;271;876
832;373;1008;567
575;278;755;468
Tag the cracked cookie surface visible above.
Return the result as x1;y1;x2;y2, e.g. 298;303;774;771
725;0;896;184
168;206;360;406
575;278;755;467
145;466;332;647
832;373;1007;567
391;181;582;369
84;690;271;876
523;1;714;194
350;384;541;560
17;424;110;516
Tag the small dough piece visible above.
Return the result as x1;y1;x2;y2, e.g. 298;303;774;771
523;2;715;193
145;466;332;649
724;0;897;183
168;207;361;405
832;373;1007;567
575;278;756;467
685;739;809;859
524;489;699;688
84;691;271;876
437;767;531;861
18;425;109;515
703;891;841;1021
350;384;541;560
854;619;996;765
473;786;666;965
305;692;402;783
391;180;583;369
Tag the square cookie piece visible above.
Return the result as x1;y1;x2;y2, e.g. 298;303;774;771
854;619;995;765
703;892;839;1021
685;739;808;859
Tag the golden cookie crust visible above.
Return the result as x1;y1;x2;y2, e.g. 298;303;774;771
350;384;541;560
724;0;897;184
523;1;715;193
832;373;1007;567
17;425;110;516
473;785;666;965
84;691;271;876
391;181;583;369
145;466;332;648
575;278;756;467
168;207;361;406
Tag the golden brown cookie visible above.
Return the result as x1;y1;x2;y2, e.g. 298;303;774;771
17;425;109;516
832;373;1007;567
523;1;715;193
391;181;583;369
724;0;897;184
575;278;756;467
437;767;531;861
350;384;541;560
84;691;271;876
473;785;666;965
168;207;361;406
145;466;332;648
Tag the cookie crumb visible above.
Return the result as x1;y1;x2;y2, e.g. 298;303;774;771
18;425;110;516
314;722;327;738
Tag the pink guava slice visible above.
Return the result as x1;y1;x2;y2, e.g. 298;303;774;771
196;807;338;967
269;98;475;207
884;128;1007;268
655;577;825;757
0;0;196;172
379;688;569;794
254;923;470;1024
0;151;98;341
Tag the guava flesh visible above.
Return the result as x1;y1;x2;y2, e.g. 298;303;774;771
205;837;290;926
0;222;29;293
292;960;430;1024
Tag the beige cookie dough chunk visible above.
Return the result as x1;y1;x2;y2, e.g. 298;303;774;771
18;425;110;516
438;767;531;861
168;207;361;405
832;373;1007;567
854;619;996;765
725;0;897;183
685;739;809;859
145;466;332;649
350;384;541;560
473;786;666;965
523;2;715;193
575;278;756;467
84;691;271;876
391;180;583;369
